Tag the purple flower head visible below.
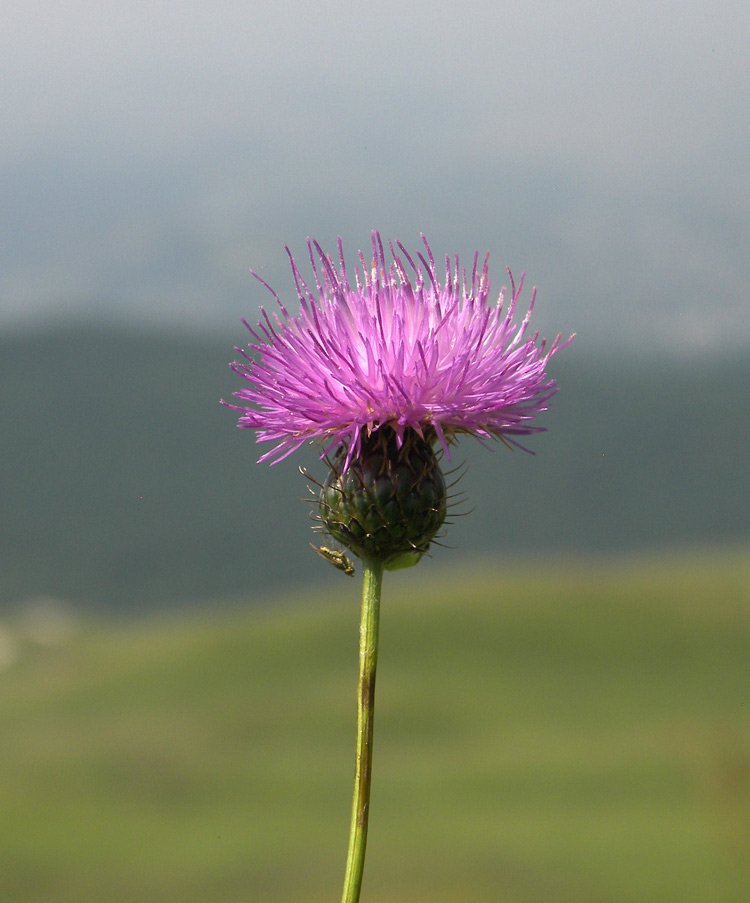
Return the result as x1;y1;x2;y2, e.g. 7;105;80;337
225;232;572;466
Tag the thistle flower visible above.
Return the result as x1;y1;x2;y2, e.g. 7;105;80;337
225;232;571;565
226;231;569;470
224;232;572;903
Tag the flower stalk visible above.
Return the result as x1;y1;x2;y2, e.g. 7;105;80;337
341;556;384;903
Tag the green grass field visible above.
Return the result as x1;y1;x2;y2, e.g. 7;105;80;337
1;548;749;902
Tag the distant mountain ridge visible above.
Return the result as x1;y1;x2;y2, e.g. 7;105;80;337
1;324;747;613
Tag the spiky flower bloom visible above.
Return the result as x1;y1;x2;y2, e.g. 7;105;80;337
225;233;572;902
225;232;571;565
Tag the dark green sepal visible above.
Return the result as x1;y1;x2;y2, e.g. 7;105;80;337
319;428;447;566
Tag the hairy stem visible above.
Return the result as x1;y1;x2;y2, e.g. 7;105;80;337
340;557;384;903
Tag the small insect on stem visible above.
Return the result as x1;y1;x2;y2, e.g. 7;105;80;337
310;543;356;576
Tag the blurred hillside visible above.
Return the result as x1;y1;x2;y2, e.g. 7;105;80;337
1;324;748;613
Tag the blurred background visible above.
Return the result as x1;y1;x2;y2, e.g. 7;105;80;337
1;1;749;900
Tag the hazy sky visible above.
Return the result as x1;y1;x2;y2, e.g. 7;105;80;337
2;0;748;354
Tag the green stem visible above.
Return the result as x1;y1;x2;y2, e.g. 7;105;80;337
340;557;384;903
